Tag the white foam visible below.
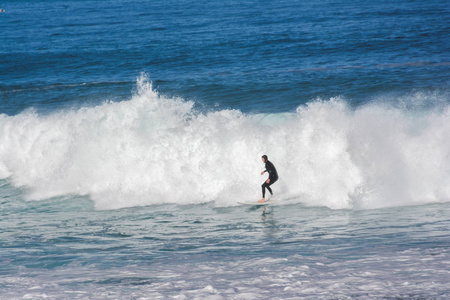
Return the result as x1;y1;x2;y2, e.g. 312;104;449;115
1;75;449;209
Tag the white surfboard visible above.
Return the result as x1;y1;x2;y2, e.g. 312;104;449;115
237;200;275;206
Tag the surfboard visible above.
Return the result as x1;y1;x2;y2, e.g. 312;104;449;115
237;200;275;206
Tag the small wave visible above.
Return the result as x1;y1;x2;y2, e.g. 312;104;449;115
0;81;130;95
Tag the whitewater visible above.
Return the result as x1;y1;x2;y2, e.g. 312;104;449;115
1;76;449;210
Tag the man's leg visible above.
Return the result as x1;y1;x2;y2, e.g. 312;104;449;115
266;185;273;196
259;182;269;202
261;182;267;198
267;177;278;196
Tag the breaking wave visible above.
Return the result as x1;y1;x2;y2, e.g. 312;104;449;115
1;75;449;209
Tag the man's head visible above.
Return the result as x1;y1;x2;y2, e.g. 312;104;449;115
262;155;268;163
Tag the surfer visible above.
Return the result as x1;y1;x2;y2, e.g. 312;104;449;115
259;155;278;202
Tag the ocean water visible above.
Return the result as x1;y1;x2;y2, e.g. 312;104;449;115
1;0;449;299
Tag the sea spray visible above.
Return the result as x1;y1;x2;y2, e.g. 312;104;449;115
0;75;449;209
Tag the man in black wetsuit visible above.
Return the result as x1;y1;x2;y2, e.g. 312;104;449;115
259;155;278;202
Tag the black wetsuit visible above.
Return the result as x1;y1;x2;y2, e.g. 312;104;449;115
262;160;278;198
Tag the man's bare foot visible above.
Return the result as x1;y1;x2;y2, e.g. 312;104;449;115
258;198;265;203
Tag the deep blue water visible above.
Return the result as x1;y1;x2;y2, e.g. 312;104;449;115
1;0;449;115
1;0;450;299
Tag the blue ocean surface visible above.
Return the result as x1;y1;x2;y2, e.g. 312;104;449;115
1;0;449;299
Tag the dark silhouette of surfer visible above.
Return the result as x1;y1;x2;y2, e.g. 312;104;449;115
259;155;278;202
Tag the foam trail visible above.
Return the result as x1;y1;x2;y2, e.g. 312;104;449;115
0;75;449;209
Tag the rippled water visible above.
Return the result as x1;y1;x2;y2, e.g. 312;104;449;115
1;185;449;299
